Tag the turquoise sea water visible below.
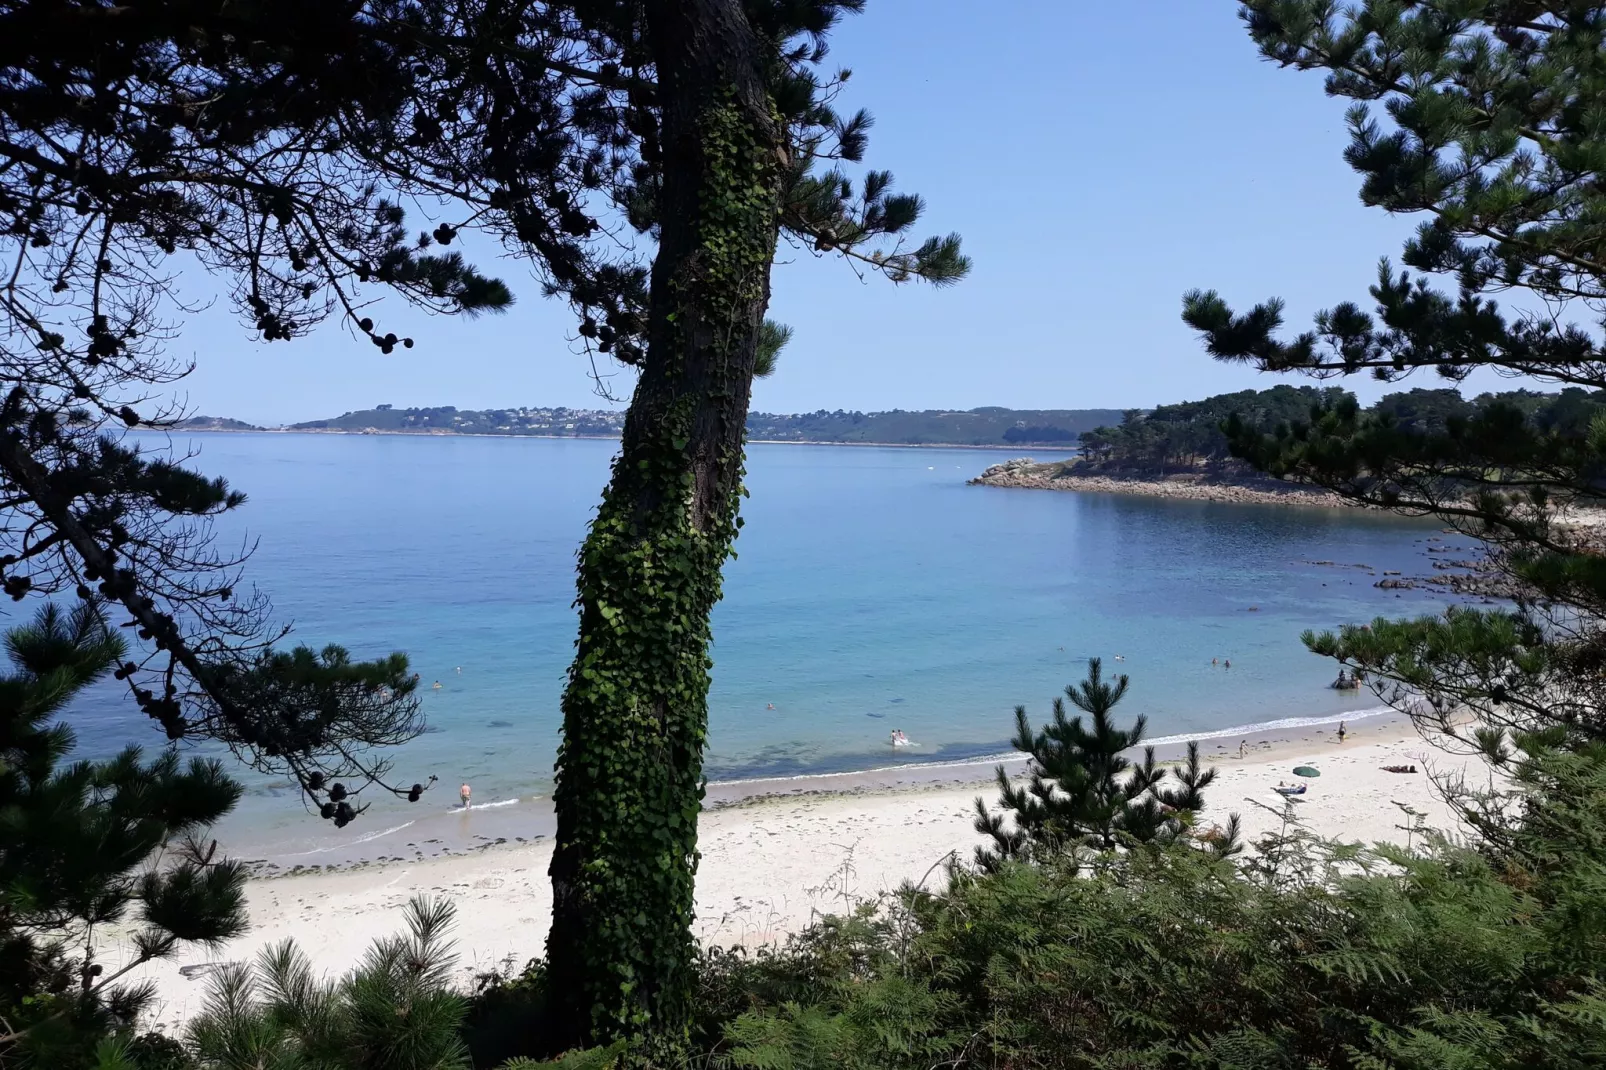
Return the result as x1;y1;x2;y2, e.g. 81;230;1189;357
71;433;1460;858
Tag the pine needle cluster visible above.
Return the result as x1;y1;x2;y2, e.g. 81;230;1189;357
0;603;245;1068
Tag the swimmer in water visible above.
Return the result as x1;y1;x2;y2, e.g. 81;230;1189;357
455;666;463;674
459;783;472;809
766;702;775;710
1224;659;1231;669
431;680;442;689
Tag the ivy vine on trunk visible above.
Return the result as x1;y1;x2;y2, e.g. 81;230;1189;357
331;0;974;1047
543;3;784;1045
0;5;965;1050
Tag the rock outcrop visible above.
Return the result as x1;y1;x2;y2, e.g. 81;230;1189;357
969;459;1349;508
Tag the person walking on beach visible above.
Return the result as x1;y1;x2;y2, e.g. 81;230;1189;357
1338;721;1348;744
459;783;472;809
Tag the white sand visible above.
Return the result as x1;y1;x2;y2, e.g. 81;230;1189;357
115;717;1479;1033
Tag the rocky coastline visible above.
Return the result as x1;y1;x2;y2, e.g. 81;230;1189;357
969;457;1351;508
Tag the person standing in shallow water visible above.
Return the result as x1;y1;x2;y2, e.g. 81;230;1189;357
459;783;472;809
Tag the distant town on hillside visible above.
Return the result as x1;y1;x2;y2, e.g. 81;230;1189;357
176;405;1128;447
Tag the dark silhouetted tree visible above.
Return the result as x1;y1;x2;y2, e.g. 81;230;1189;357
974;659;1222;868
10;4;966;1042
0;3;527;824
0;602;246;1067
357;1;969;1043
1181;2;1606;768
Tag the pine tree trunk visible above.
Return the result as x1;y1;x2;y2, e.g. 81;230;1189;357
544;0;782;1046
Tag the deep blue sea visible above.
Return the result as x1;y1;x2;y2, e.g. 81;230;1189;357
65;432;1461;858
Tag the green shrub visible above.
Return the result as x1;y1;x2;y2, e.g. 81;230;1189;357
716;740;1606;1069
183;898;615;1070
974;661;1235;869
0;603;244;1070
463;958;553;1068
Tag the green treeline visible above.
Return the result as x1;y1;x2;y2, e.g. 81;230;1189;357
746;407;1120;445
1079;385;1606;471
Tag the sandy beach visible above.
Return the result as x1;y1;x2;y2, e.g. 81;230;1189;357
114;713;1483;1034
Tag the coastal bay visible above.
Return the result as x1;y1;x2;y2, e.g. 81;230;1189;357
86;434;1485;1030
16;7;1604;1064
88;432;1455;865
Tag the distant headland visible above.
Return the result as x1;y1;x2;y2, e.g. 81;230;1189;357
174;404;1127;449
968;383;1606;515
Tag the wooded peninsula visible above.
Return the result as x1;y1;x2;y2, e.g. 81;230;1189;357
974;384;1606;495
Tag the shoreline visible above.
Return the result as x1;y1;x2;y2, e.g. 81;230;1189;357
970;459;1351;508
233;706;1403;877
163;426;1083;453
113;707;1478;1034
970;460;1606;535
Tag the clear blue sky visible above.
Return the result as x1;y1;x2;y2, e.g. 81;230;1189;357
174;1;1507;425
